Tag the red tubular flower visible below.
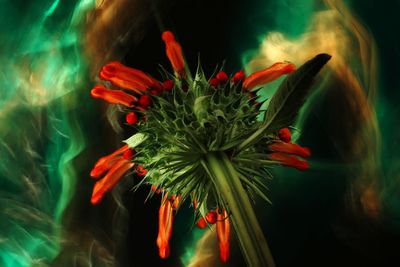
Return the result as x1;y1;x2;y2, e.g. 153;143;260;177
162;31;185;76
269;141;311;158
242;62;296;90
278;128;291;143
91;85;137;107
122;148;135;160
157;195;174;259
90;145;130;179
172;195;181;210
268;152;309;171
216;209;230;263
100;61;162;93
91;159;134;205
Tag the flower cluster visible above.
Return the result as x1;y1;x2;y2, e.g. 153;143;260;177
89;31;314;262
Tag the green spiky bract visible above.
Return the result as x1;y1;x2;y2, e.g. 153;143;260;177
125;54;331;267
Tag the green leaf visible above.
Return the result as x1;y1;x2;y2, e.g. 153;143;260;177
193;95;210;126
263;53;331;132
123;133;147;148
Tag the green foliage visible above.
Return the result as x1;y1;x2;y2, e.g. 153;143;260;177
129;54;330;216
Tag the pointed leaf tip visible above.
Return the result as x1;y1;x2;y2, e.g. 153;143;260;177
263;53;331;132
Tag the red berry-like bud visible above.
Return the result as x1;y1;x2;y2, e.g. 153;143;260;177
232;70;245;84
278;128;292;143
216;71;228;83
125;112;138;124
196;217;207;229
122;148;135;160
149;89;159;95
206;210;218;224
209;78;220;87
163;80;174;91
138;94;152;108
136;165;147;177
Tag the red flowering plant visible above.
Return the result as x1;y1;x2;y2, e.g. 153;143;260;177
89;30;330;267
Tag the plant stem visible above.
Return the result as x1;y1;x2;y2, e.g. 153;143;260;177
202;152;276;267
236;123;269;153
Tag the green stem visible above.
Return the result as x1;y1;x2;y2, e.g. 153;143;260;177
236;123;269;153
202;152;276;267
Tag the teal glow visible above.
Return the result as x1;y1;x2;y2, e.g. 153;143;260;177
0;1;95;266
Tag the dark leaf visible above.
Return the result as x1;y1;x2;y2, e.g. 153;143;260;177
263;53;331;132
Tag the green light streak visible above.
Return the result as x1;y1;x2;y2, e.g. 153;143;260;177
44;0;61;17
0;1;95;266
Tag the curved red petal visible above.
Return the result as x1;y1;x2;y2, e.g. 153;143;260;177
243;62;296;90
91;159;134;205
90;85;137;107
157;196;174;259
269;141;311;158
90;145;129;179
216;210;230;263
100;61;162;92
162;31;185;76
268;152;309;171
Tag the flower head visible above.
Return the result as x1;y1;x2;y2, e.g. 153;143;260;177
88;30;329;263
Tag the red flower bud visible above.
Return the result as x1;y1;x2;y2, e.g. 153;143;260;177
278;128;291;143
136;165;148;177
232;70;245;85
206;210;218;224
163;80;174;91
138;94;152;108
209;78;220;87
125;112;138;125
196;217;207;229
216;71;228;83
151;185;161;194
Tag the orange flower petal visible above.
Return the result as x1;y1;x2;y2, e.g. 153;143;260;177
268;141;311;158
91;159;134;205
90;145;129;179
172;195;181;210
157;195;174;259
162;31;185;76
100;61;162;93
90;85;137;107
243;62;296;90
268;152;309;171
216;209;230;263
